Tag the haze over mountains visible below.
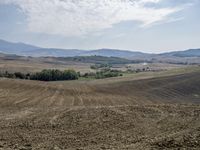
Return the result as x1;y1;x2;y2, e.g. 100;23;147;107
0;39;199;58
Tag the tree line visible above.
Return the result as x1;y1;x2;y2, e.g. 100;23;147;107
0;68;123;81
0;69;79;81
82;69;123;79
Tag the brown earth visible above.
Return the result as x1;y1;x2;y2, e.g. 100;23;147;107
0;53;189;74
0;69;200;149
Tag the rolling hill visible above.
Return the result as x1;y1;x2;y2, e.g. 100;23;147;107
0;39;150;58
0;68;200;149
79;48;150;58
161;49;200;57
0;68;199;107
22;48;83;57
0;39;84;57
0;39;39;54
0;39;200;65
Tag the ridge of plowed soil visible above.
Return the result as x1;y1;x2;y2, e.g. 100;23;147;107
0;70;200;149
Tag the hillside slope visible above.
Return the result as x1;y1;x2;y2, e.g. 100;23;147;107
0;39;39;54
0;69;199;108
80;48;151;58
0;39;150;57
0;39;200;62
0;69;200;149
161;49;200;57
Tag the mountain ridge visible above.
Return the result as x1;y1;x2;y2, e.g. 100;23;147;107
0;39;199;58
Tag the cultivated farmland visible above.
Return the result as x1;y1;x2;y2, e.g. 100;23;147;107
0;67;200;149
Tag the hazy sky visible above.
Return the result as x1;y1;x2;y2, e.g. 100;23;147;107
0;0;199;53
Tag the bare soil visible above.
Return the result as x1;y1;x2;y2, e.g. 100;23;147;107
0;69;200;149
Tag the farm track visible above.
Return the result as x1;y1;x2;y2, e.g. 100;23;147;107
0;70;200;149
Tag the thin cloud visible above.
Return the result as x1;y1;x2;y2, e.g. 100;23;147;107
1;0;188;36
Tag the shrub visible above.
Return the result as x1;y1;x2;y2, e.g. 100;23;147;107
82;69;122;79
95;70;122;79
30;69;79;81
82;72;96;78
90;64;112;70
14;72;26;79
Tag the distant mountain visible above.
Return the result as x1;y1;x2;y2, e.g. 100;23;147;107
22;48;83;57
0;39;84;57
0;39;40;54
0;39;200;59
161;49;200;57
0;39;151;58
80;49;148;58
